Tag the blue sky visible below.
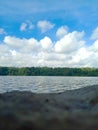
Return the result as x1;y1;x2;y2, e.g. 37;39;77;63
0;0;98;67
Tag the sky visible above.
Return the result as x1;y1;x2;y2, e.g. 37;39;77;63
0;0;98;67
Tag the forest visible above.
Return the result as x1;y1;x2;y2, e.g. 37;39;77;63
0;67;98;76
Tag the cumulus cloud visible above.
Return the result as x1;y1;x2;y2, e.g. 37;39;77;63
89;40;98;52
20;23;27;31
37;20;55;33
40;36;53;51
4;36;40;53
55;31;85;53
1;28;98;67
56;26;69;38
91;27;98;40
4;36;26;48
20;21;34;31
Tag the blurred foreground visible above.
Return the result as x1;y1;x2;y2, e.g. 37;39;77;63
0;85;98;130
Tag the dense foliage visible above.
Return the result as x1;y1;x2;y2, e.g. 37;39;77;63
0;67;98;76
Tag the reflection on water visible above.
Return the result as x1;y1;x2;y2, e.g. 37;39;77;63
0;76;98;93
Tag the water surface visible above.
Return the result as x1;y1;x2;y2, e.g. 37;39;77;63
0;76;98;93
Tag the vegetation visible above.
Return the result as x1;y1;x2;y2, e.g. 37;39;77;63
0;67;98;76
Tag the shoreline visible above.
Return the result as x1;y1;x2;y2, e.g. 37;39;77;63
0;85;98;130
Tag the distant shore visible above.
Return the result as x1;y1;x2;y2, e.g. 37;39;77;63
0;85;98;130
1;66;98;76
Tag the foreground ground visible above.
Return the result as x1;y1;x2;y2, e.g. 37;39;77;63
0;85;98;130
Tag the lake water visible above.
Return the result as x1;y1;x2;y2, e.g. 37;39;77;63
0;76;98;93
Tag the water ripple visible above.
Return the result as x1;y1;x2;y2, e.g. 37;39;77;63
0;76;98;93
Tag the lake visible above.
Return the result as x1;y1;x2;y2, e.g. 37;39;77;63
0;76;98;93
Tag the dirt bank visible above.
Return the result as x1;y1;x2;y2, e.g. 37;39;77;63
0;85;98;130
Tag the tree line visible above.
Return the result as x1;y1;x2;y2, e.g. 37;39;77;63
0;67;98;76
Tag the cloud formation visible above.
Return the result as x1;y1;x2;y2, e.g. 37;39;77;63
20;21;34;31
37;20;55;33
20;23;27;31
91;27;98;40
55;31;85;53
1;27;98;67
56;26;69;38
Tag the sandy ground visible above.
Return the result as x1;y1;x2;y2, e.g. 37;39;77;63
0;85;98;130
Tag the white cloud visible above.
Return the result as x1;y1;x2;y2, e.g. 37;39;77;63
56;26;68;38
89;40;98;52
70;47;92;67
91;27;98;40
37;20;55;33
4;36;40;53
20;21;34;31
20;23;27;31
1;28;98;67
4;36;26;48
55;31;85;53
40;36;53;51
0;28;6;35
